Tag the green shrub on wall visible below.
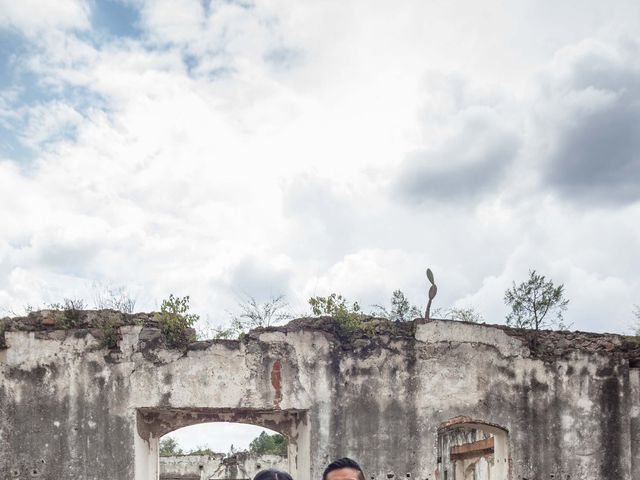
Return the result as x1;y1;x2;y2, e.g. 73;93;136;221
97;313;125;349
155;294;199;349
308;293;371;334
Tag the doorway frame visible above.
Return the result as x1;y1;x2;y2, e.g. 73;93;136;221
134;407;310;480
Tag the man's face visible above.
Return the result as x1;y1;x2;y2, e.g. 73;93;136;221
326;468;361;480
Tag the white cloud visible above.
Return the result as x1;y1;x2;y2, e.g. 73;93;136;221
18;101;84;149
0;0;89;35
1;0;639;339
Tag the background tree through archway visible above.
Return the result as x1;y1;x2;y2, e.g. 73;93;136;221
159;422;288;480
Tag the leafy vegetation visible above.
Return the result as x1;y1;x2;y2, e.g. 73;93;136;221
155;294;199;349
97;313;123;349
160;437;183;456
309;293;369;333
504;270;569;330
248;431;288;455
158;430;287;458
632;304;640;336
188;446;216;456
48;298;87;329
372;290;421;322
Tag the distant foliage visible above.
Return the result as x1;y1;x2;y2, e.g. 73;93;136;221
504;270;569;330
372;289;421;322
160;432;287;458
160;437;183;456
189;446;216;456
633;305;640;336
155;294;199;349
248;431;288;455
309;293;368;333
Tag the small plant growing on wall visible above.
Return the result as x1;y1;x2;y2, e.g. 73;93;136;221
308;293;370;334
155;294;199;349
97;313;124;349
48;298;86;329
202;294;293;340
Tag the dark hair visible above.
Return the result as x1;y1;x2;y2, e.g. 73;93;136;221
253;469;294;480
322;458;365;480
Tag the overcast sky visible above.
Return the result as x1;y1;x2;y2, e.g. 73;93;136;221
2;0;640;451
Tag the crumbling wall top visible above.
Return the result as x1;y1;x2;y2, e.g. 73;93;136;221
1;310;639;364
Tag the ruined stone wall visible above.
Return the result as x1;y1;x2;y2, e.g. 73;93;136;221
0;311;638;480
160;454;224;480
159;452;287;480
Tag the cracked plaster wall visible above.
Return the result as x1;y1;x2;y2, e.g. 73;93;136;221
0;314;638;480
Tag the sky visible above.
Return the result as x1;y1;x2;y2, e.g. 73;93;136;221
163;421;271;454
1;0;640;451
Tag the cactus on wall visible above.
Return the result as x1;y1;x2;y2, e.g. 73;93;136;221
425;268;438;320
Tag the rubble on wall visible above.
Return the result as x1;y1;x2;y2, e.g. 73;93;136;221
497;324;640;363
1;308;639;480
2;310;640;365
1;309;157;333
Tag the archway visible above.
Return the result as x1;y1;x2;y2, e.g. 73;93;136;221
135;408;309;480
437;417;510;480
159;422;288;480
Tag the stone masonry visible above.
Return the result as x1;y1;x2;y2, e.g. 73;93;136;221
159;452;287;480
0;310;638;480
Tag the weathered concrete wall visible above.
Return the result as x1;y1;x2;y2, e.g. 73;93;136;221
160;454;223;480
1;311;639;480
159;452;287;480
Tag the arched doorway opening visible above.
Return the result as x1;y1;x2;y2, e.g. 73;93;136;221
437;417;510;480
159;422;288;480
135;408;309;480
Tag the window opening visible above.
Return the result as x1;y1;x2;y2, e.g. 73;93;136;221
159;423;288;480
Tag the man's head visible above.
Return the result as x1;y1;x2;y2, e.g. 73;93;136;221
322;458;365;480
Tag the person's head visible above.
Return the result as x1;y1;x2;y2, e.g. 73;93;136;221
322;458;365;480
254;469;294;480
